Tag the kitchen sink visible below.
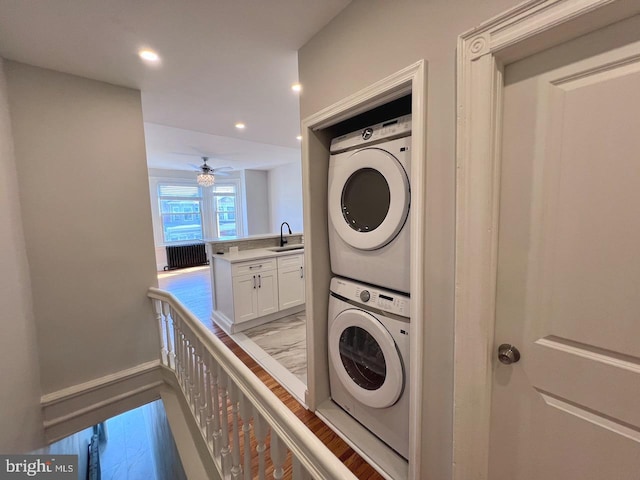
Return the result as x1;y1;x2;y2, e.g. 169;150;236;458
268;244;304;252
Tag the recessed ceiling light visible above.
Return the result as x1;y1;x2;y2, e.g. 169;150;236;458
235;122;246;130
291;83;302;93
138;49;160;62
296;135;302;141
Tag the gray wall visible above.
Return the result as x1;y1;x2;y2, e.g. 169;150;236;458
0;58;44;452
5;61;159;395
268;161;303;233
298;0;520;477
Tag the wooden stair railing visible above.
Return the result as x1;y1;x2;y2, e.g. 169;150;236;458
148;287;357;480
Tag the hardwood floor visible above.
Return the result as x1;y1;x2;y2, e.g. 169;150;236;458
157;267;384;480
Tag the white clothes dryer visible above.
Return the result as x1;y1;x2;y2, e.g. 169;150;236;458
328;115;411;293
328;276;410;459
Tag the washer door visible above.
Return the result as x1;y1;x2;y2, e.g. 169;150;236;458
329;308;404;409
329;147;410;251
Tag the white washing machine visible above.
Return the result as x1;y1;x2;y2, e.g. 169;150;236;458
328;114;411;294
328;276;410;459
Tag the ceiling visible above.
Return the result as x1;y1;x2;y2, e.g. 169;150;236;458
0;0;350;171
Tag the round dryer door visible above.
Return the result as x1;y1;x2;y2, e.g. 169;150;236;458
329;308;404;409
329;147;410;250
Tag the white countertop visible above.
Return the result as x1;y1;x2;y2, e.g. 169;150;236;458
211;245;304;263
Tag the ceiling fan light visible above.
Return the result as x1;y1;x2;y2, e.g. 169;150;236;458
197;172;215;187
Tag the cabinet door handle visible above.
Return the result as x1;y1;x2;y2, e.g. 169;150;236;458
249;265;263;270
258;274;261;288
253;275;256;289
300;266;304;279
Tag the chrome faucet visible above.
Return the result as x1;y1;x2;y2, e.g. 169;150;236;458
280;222;292;247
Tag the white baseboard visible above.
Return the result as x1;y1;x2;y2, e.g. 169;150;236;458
41;360;164;443
212;304;305;334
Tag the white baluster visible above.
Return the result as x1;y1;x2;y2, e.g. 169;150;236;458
171;311;180;376
239;393;253;480
254;409;268;480
218;367;232;476
162;302;172;362
270;432;288;480
172;316;180;383
204;355;214;452
180;323;188;393
198;342;207;428
153;300;167;364
211;359;222;457
165;305;176;369
192;338;202;421
229;382;242;479
292;457;311;480
177;319;187;392
183;334;191;401
187;335;196;407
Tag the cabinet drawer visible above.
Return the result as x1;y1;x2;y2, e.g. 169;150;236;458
232;258;276;276
277;253;303;269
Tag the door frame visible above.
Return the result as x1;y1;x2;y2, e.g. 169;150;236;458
453;1;640;479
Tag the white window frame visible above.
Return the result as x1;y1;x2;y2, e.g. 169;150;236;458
149;173;245;246
210;178;243;238
157;182;204;244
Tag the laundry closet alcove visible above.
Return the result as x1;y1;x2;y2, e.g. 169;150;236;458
300;60;427;480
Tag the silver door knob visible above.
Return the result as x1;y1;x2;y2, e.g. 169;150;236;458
498;344;521;365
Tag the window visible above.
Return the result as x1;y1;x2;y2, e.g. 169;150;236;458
158;184;203;243
152;178;243;245
212;184;240;238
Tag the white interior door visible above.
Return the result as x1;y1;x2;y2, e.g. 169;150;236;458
490;15;640;479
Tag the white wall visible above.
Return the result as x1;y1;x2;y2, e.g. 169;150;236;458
242;169;270;235
0;58;44;453
5;61;159;395
268;161;303;233
298;0;520;477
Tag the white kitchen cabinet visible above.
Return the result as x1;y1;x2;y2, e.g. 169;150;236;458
230;265;279;324
277;254;305;310
231;273;259;323
212;251;304;333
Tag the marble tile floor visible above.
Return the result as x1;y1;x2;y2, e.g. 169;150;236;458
157;266;308;403
232;312;308;402
243;314;307;381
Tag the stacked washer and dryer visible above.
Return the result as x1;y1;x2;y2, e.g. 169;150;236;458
326;114;412;459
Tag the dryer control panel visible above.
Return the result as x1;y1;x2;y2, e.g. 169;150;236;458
330;277;409;318
330;114;411;153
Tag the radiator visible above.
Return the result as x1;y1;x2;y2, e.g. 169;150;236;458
164;243;209;270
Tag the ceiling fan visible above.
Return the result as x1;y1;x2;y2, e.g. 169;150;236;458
190;157;232;187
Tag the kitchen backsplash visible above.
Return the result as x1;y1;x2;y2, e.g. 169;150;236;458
208;234;303;254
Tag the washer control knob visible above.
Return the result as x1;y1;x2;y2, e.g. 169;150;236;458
360;290;371;302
